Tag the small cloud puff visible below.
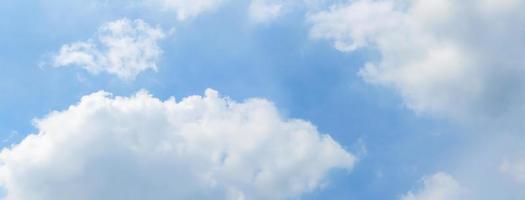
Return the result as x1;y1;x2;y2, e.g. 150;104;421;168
52;18;166;80
402;172;465;200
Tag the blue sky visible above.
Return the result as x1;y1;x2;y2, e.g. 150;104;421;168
1;0;524;199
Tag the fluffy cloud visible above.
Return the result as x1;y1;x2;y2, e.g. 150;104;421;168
0;89;355;200
401;172;465;200
308;0;401;52
53;18;166;80
308;0;525;122
309;2;525;197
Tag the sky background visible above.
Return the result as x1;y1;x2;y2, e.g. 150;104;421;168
0;0;523;199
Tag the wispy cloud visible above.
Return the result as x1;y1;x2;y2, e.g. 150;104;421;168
52;18;166;80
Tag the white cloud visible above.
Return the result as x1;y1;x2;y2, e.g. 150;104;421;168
53;18;166;80
308;0;525;122
309;2;525;197
402;172;465;200
0;89;356;200
308;0;402;52
249;1;285;24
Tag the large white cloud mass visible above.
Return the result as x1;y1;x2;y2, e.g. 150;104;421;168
53;18;166;80
0;89;355;200
309;0;525;198
309;0;525;122
401;172;465;200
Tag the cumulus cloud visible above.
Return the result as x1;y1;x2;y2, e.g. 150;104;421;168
308;0;402;52
309;1;525;197
401;172;465;200
53;18;166;80
308;0;525;122
0;89;355;200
